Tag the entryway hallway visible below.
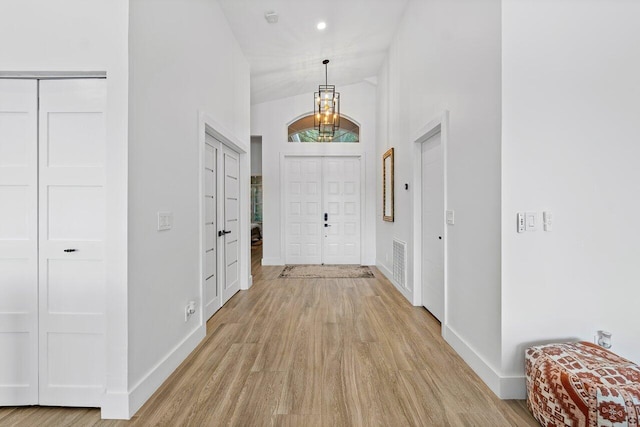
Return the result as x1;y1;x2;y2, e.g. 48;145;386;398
0;244;537;425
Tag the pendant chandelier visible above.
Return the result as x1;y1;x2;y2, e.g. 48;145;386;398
314;59;340;141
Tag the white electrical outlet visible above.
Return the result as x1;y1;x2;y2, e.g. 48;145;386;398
184;301;196;321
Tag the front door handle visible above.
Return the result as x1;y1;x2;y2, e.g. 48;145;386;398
324;224;331;227
218;230;232;237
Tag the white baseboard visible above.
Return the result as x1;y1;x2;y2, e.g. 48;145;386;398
442;325;526;399
101;391;130;419
124;325;206;419
499;375;527;399
376;262;413;303
261;257;283;266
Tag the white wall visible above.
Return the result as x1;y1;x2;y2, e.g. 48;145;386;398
502;0;640;384
251;136;262;175
376;0;504;393
0;0;130;417
251;82;377;266
127;0;250;417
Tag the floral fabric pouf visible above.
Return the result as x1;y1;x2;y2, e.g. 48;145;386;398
526;341;640;426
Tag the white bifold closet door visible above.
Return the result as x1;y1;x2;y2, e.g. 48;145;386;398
0;80;39;405
0;79;106;407
284;156;361;265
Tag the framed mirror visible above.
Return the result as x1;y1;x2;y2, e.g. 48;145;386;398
383;147;394;222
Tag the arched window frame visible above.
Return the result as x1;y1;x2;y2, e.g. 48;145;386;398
287;112;360;143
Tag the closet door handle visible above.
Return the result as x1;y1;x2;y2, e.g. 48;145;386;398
63;249;78;253
218;230;232;237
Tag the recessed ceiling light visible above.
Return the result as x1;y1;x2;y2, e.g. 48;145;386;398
317;21;327;30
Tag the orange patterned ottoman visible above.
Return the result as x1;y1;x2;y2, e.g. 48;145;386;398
526;341;640;426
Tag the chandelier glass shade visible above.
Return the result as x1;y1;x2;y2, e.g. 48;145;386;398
314;59;340;141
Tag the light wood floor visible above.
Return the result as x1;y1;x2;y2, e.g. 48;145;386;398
0;243;538;426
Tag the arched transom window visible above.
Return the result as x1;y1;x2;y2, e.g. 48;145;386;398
288;114;359;142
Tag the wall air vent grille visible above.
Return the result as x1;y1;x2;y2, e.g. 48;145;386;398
393;239;407;289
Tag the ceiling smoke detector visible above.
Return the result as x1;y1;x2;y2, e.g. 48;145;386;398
264;11;278;24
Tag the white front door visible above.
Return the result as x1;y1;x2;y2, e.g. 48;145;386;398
0;79;39;405
284;156;361;265
221;145;240;304
38;79;107;406
203;134;220;319
421;132;445;321
322;157;361;264
284;157;322;264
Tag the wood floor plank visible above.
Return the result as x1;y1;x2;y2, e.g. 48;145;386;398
228;371;287;426
3;244;538;426
320;321;353;426
271;414;323;427
275;321;322;415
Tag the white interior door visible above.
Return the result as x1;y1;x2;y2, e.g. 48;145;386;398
322;157;361;265
284;157;322;264
0;79;39;405
38;79;106;406
221;145;240;304
421;132;445;321
203;134;220;319
284;156;361;265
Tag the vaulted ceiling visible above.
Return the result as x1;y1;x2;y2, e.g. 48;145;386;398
217;0;409;105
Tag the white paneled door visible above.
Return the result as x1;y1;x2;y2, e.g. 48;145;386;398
0;79;106;407
221;145;240;304
38;80;106;406
322;157;361;264
284;156;361;265
201;136;241;318
203;134;220;319
0;80;39;405
421;132;445;322
284;157;322;264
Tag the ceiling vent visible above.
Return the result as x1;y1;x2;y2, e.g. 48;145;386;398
264;11;278;24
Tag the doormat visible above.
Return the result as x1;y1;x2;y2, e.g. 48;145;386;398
278;265;374;279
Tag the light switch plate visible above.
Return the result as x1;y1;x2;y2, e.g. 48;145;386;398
157;211;173;231
543;211;553;232
446;210;455;225
525;212;537;231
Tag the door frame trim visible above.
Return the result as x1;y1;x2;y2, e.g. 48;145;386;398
412;111;449;323
280;153;366;265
